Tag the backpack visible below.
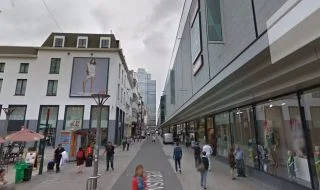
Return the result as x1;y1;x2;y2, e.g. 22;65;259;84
77;151;84;159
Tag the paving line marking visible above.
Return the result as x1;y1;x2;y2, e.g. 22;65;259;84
145;171;164;190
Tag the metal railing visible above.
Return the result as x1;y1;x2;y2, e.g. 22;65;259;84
86;174;101;190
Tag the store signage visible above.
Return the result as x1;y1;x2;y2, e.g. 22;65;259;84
193;55;203;76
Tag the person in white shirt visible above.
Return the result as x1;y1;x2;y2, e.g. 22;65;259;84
202;144;213;170
82;58;96;94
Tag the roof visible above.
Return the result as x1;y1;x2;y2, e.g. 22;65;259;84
0;46;38;55
41;32;119;48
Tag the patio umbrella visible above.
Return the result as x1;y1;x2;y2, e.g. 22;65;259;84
5;126;44;142
0;137;5;144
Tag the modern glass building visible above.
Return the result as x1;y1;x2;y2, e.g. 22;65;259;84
159;0;320;189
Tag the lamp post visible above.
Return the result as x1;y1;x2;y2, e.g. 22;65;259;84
0;107;15;160
91;92;110;190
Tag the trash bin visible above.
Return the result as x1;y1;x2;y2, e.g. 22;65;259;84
15;161;27;184
23;163;33;181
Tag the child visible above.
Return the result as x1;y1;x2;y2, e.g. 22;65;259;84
228;147;236;180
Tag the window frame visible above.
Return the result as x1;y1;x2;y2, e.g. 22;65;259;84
15;79;27;96
49;58;61;74
100;37;111;48
46;80;58;96
63;105;84;130
0;62;5;72
53;36;65;48
19;63;29;73
77;36;88;48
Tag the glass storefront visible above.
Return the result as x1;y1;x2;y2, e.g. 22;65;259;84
38;106;59;147
64;106;84;130
207;117;216;155
301;88;320;189
255;95;311;188
90;106;109;129
198;118;206;144
215;112;231;157
230;107;257;168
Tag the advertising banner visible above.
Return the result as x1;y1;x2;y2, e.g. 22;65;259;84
70;57;110;97
59;131;71;155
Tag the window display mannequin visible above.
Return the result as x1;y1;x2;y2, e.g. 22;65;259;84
287;150;296;180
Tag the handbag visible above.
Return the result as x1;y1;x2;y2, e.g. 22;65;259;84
197;163;205;172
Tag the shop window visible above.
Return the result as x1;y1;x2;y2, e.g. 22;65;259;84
90;106;109;129
64;106;84;130
301;88;320;187
255;95;311;188
215;112;231;157
8;105;27;132
198;118;206;144
207;117;217;154
38;106;59;147
230;107;257;168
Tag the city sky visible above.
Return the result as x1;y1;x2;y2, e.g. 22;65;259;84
0;0;184;109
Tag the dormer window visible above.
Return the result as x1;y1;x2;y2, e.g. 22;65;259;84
100;37;111;48
77;36;88;48
53;36;65;47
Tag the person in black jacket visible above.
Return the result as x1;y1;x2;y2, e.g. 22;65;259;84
104;141;115;171
193;142;201;167
200;151;209;190
54;144;65;173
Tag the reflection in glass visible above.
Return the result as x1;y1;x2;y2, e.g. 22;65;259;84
215;112;231;157
65;106;84;130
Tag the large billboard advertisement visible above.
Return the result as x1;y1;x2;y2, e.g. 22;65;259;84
70;57;109;97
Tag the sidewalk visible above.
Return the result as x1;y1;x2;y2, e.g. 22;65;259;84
13;140;145;190
161;141;276;190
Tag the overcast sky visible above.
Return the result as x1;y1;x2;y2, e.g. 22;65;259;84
0;0;184;111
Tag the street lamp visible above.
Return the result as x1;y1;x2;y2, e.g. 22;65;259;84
91;92;110;190
0;107;15;160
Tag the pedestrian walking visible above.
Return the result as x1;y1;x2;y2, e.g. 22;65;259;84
193;142;201;167
122;138;127;151
228;147;236;180
198;151;209;190
202;144;213;171
127;138;132;151
0;169;15;190
54;144;65;173
76;147;86;174
132;164;146;190
104;141;115;171
173;142;182;173
152;135;156;143
234;146;246;177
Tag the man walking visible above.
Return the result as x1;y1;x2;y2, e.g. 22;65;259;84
122;138;127;151
202;144;213;171
104;141;115;171
193;142;201;167
127;138;131;151
234;146;246;177
54;144;65;173
173;142;182;173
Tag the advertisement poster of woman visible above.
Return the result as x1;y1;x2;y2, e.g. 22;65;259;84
70;57;109;97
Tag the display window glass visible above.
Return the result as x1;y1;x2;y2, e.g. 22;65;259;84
230;107;258;168
64;106;84;130
198;118;206;144
301;88;320;187
255;95;311;188
90;106;109;129
38;106;59;147
215;112;231;157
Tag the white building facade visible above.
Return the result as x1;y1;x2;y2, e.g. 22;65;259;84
0;32;135;147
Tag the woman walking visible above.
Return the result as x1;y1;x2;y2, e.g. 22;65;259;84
132;165;146;190
228;147;236;180
199;152;209;190
76;147;86;174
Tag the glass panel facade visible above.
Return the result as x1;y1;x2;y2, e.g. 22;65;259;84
198;118;206;144
215;112;231;157
230;107;257;168
38;106;59;147
64;106;84;130
206;0;223;41
255;95;311;188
